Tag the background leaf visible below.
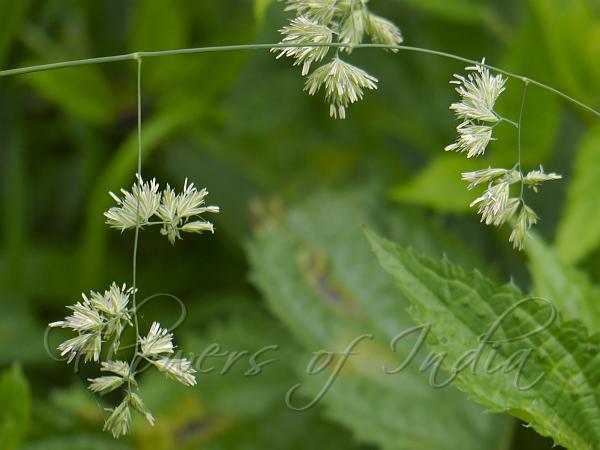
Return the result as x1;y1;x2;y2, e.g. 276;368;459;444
390;154;482;212
22;66;118;125
392;0;487;23
249;192;512;450
555;123;600;263
0;0;31;65
526;235;600;333
1;1;599;448
529;0;600;101
133;294;359;450
23;435;132;450
254;0;275;25
0;365;31;450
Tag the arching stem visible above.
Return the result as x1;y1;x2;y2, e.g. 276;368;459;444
0;43;598;118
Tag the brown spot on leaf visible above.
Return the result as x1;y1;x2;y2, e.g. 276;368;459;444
299;248;358;315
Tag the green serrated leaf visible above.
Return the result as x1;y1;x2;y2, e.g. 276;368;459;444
0;365;31;450
368;229;600;450
555;123;600;263
526;235;600;334
248;192;512;450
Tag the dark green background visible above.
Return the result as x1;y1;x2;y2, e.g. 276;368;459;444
1;0;599;449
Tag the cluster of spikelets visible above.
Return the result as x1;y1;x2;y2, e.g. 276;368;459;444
51;294;197;438
49;175;218;438
105;175;219;244
446;61;562;249
50;283;134;363
273;0;403;118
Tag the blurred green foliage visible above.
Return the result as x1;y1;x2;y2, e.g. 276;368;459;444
0;365;31;450
1;0;599;449
248;192;512;450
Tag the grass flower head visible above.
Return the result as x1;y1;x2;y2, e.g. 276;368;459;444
305;57;378;119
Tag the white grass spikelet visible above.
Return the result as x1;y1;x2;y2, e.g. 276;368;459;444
450;59;506;123
446;122;494;158
305;57;378;119
152;358;197;386
273;16;333;75
140;322;174;357
88;376;125;394
523;166;563;192
510;204;539;250
367;13;403;49
104;175;161;231
103;399;131;439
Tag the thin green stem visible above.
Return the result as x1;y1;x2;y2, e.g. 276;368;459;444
128;55;143;392
0;43;598;118
498;115;519;129
131;353;153;377
517;81;529;201
136;57;143;178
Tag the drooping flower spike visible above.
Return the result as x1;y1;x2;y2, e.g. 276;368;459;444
274;0;403;118
51;173;214;437
446;59;506;158
448;61;562;249
50;291;197;437
48;36;217;437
